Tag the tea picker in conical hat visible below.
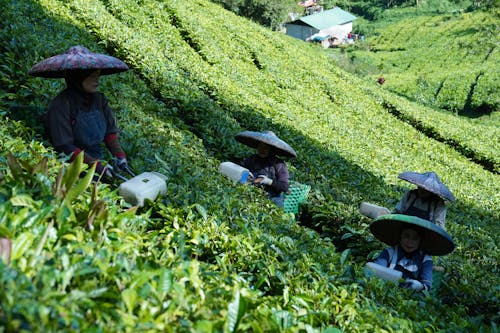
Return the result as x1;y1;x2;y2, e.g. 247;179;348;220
235;130;296;208
366;214;454;291
393;171;455;229
29;45;130;181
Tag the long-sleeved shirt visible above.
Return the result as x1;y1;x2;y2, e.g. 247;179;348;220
394;189;447;229
374;245;433;290
242;154;289;197
46;86;124;165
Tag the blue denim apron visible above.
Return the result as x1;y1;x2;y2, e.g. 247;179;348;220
73;108;107;159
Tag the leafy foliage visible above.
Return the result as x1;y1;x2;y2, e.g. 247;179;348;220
345;8;499;116
0;0;498;331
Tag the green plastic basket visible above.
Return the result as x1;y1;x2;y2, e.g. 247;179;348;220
283;181;311;214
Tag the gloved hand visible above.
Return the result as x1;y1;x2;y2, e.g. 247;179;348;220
112;157;135;177
96;161;114;180
102;164;115;180
246;172;254;182
401;278;424;291
256;175;273;186
116;157;128;170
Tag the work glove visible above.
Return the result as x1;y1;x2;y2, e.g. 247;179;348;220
96;162;114;180
112;157;135;177
401;278;424;291
103;164;114;180
246;172;254;182
257;175;273;186
116;157;128;170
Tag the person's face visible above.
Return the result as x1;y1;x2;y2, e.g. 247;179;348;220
256;143;271;158
417;187;432;198
400;228;421;253
81;70;100;93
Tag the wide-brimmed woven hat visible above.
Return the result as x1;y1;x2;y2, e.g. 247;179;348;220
235;131;297;158
29;45;129;78
398;171;455;202
370;214;454;256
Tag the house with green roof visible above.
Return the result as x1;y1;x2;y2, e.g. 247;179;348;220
286;7;357;42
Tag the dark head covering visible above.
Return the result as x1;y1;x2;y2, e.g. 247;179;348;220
28;45;128;78
398;171;455;202
63;69;96;93
370;214;455;256
235;131;297;158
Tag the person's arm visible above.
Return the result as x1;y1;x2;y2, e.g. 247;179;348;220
267;161;289;193
104;133;126;159
241;156;253;170
47;95;78;155
431;200;447;229
373;248;390;267
393;190;412;214
101;95;126;160
418;255;433;291
101;94;119;136
403;255;433;291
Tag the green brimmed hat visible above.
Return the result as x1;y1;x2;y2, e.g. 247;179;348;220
235;131;297;158
369;214;454;256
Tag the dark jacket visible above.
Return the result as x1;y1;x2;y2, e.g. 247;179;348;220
46;86;119;160
243;155;289;197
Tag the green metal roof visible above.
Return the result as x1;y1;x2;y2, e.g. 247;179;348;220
294;7;356;30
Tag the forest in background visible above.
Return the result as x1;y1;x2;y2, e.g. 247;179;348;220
0;0;498;331
208;0;496;30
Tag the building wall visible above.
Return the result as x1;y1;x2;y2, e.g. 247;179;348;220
321;22;353;40
286;22;352;41
286;24;319;41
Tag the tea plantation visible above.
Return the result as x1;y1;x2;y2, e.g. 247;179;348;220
344;8;499;117
0;0;498;331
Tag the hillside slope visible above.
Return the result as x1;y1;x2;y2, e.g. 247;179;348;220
0;0;498;331
347;10;499;116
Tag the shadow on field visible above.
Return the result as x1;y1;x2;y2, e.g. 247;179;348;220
3;0;499;324
4;0;497;232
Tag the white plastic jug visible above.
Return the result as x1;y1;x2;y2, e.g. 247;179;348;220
365;262;403;282
118;172;167;207
219;162;250;183
359;202;391;219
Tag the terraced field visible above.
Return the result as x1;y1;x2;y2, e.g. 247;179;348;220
0;0;498;331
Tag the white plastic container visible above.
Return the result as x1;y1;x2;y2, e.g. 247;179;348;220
219;162;250;183
365;262;402;282
359;202;391;219
119;172;167;207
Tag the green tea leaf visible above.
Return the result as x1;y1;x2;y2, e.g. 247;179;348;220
61;151;84;194
122;288;137;313
10;194;35;208
6;152;23;179
340;249;351;266
64;162;96;204
194;203;207;221
226;289;247;333
157;268;173;301
10;232;34;261
0;224;14;238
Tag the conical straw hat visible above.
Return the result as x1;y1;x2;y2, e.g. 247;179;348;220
235;131;297;158
29;45;129;78
398;171;455;202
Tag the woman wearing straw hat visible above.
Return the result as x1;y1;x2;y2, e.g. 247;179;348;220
29;45;130;180
367;214;454;291
393;171;455;229
235;131;297;208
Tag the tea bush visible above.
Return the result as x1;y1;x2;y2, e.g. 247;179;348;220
0;0;498;331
